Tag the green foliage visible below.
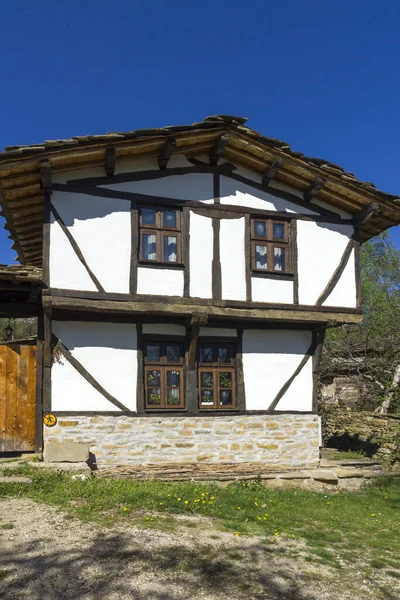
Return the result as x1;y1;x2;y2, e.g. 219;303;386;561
322;233;400;412
0;317;37;343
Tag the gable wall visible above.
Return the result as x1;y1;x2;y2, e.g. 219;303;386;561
49;156;357;309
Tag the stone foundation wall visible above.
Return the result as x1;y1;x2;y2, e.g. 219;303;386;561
43;414;320;469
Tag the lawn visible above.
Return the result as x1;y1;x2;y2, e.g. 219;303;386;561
0;463;399;593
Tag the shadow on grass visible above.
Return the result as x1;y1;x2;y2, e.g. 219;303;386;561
0;531;322;600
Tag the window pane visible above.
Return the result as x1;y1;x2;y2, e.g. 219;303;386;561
200;371;214;388
199;347;213;363
142;233;157;260
146;345;160;362
147;388;161;406
162;210;177;228
147;370;160;387
254;221;267;237
273;223;285;240
220;390;233;405
201;390;214;405
217;347;230;363
142;208;157;225
163;235;177;262
166;345;180;362
219;372;232;388
274;247;286;271
167;388;180;406
167;370;180;387
255;245;267;270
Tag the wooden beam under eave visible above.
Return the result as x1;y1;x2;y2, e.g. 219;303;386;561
104;147;116;177
262;158;285;186
158;138;176;170
210;134;229;165
40;159;52;192
304;177;325;202
353;201;380;226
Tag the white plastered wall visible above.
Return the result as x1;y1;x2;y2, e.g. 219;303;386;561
51;321;137;411
50;191;131;293
297;221;356;307
189;212;213;299
220;218;246;301
137;267;184;296
142;324;186;335
243;329;313;411
251;278;294;304
103;173;214;203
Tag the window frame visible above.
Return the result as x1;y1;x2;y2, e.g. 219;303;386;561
250;216;292;276
197;341;237;411
139;206;182;265
143;339;185;410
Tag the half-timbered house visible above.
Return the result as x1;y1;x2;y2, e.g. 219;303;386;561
1;114;399;471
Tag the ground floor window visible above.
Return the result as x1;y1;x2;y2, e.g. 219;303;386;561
144;341;184;409
198;342;237;410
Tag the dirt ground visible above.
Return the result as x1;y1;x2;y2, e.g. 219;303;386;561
0;498;397;600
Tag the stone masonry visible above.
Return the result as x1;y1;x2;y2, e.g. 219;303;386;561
43;414;320;469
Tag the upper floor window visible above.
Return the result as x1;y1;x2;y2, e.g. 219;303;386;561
144;341;184;409
250;218;291;273
139;206;182;264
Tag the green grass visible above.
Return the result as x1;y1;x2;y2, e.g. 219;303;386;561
0;570;9;581
327;450;367;460
0;523;14;530
0;464;399;575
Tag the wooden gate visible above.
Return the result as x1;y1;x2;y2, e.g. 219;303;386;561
0;343;37;452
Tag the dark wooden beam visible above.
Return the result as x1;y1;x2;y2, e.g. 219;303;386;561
210;134;229;165
304;177;325;202
353;201;380;226
315;239;355;307
212;218;222;300
104;147;116;177
52;334;130;412
158;138;176;170
40;159;52;192
312;328;326;412
261;157;285;186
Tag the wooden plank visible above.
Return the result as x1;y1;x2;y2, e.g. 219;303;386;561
353;201;380;226
15;345;28;451
130;203;139;295
212;219;221;300
35;340;44;453
236;328;246;411
66;163;235;186
50;203;105;292
244;214;251;301
182;207;190;297
315;239;355;306
0;346;7;452
312;329;326;412
213;172;220;204
53;334;130;412
354;228;361;308
210;134;229;165
292;220;299;304
5;345;18;451
262;158;285;186
135;324;144;414
304;177;325;202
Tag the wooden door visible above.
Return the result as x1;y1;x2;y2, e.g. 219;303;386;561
0;343;37;453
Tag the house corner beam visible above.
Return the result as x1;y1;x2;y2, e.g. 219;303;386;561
158;138;176;170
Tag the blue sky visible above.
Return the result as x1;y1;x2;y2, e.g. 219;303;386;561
1;0;399;264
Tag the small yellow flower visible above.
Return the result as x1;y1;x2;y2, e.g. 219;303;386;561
371;513;376;517
177;498;181;501
257;516;261;521
184;500;189;505
264;513;269;517
237;506;241;510
235;531;241;536
254;502;259;506
159;502;163;506
269;538;275;543
210;496;215;500
123;507;128;511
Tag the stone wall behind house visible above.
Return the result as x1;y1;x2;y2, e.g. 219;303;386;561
43;414;320;469
321;407;400;466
